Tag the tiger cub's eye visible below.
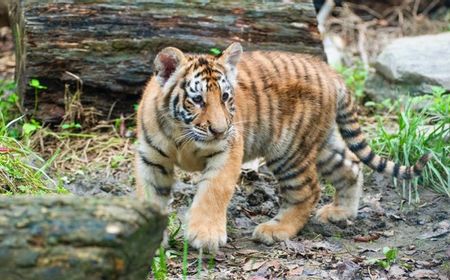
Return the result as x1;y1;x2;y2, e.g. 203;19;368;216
192;95;203;104
222;92;229;102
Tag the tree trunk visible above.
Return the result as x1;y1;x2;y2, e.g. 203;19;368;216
0;196;166;280
8;0;323;123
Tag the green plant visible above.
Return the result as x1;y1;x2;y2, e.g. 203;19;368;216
209;48;222;56
151;246;168;280
167;212;182;248
323;182;336;198
0;116;58;194
0;81;21;138
335;61;368;102
22;119;42;138
29;78;47;115
367;247;398;270
371;88;449;199
61;122;82;131
182;238;189;280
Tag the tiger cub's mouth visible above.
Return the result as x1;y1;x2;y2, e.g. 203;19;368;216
190;126;233;143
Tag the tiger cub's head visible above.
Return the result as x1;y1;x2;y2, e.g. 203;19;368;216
153;43;242;144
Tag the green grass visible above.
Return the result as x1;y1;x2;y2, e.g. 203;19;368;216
0;80;63;194
150;212;215;279
335;61;368;102
370;87;449;199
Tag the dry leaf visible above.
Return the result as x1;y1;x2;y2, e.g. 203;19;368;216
287;266;304;276
243;259;266;272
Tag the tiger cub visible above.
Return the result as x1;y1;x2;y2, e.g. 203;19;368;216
135;43;429;251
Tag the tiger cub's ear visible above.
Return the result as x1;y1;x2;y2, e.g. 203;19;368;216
154;47;186;87
218;42;243;84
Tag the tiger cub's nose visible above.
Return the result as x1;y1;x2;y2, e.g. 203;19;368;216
209;125;226;138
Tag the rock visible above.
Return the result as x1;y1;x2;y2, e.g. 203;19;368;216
389;265;406;278
366;33;450;102
336;260;360;279
409;269;439;279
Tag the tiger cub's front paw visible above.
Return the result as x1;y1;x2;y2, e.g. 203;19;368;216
185;209;227;252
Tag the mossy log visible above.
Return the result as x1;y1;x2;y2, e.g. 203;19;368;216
0;196;166;280
8;0;323;123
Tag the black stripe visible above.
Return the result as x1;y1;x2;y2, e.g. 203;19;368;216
340;127;362;138
413;163;422;176
337;109;356;121
361;151;375;165
257;58;273;146
268;101;305;170
348;141;368;152
338;118;359;125
141;120;169;158
153;100;172;140
266;155;285;168
204;150;224;159
290;56;301;78
286;179;318;205
331;176;347;189
250;79;261;129
321;158;345;177
268;53;281;76
403;167;412;180
139;152;169;175
172;94;180;119
317;149;344;168
393;163;400;178
297;57;307;81
377;158;388;172
281;177;312;191
278;61;324;176
240;61;261;145
340;95;352;110
150;182;171;196
277;165;308;182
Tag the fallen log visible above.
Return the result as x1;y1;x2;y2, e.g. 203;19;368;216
0;196;166;280
8;0;323;123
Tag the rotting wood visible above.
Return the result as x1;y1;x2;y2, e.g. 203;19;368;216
8;0;323;123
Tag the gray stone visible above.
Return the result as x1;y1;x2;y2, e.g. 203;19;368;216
366;32;450;101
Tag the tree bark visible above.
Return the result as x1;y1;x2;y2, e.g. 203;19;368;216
8;0;323;123
0;196;166;280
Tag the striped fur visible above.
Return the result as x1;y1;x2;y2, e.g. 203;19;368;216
135;43;430;251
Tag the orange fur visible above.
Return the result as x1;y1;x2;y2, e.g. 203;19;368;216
135;43;429;251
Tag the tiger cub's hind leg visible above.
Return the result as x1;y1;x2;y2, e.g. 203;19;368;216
316;131;363;223
252;163;321;245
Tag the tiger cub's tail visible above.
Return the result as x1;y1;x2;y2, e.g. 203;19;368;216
336;91;431;180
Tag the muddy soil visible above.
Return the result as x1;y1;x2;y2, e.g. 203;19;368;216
65;163;450;280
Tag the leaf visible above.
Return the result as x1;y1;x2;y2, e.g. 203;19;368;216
383;247;398;262
210;48;222;56
61;123;82;130
29;79;47;90
243;259;266;271
22;122;41;136
30;79;40;88
353;233;380;242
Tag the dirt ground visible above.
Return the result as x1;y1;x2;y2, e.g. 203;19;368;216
63;160;450;280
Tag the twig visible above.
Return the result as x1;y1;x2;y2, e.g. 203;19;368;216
422;0;439;16
317;0;335;34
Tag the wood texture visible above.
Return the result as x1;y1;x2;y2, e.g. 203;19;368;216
9;0;323;122
0;196;166;280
